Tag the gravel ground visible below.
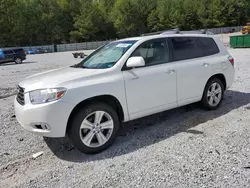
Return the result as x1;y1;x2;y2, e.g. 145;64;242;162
1;46;250;188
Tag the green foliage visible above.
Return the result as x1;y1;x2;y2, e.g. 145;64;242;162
0;0;249;47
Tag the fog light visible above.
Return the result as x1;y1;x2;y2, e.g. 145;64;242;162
31;123;50;130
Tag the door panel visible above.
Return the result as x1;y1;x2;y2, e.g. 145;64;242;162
3;50;14;61
173;58;211;105
122;38;177;119
169;37;221;106
123;64;177;117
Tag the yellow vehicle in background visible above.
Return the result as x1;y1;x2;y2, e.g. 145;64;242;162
241;23;250;34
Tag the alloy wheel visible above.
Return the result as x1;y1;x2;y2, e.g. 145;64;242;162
79;111;114;148
207;83;222;107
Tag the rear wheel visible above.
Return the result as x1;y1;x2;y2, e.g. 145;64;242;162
67;103;120;154
14;57;23;64
201;78;224;110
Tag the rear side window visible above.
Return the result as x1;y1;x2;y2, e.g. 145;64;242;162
3;50;14;54
197;37;219;56
13;49;24;53
170;37;202;61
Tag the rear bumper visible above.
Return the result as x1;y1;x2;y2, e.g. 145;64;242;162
14;95;75;137
224;66;235;89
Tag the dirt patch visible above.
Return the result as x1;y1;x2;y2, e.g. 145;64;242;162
0;88;18;99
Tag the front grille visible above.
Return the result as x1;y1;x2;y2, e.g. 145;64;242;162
17;86;25;105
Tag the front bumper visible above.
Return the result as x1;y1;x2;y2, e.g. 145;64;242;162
14;95;75;138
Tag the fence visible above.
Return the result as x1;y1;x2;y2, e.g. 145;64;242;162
3;26;243;53
3;40;112;53
207;26;242;34
56;40;112;52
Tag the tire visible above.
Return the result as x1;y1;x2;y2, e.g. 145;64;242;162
67;102;120;154
14;57;23;64
73;54;78;58
80;53;85;58
201;78;224;110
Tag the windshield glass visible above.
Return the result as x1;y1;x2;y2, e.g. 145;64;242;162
73;40;137;69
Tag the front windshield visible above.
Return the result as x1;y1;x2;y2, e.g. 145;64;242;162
73;40;137;69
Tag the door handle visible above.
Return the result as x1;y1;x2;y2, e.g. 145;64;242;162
132;77;139;80
166;69;175;75
202;63;210;67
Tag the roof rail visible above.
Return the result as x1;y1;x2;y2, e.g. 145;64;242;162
161;28;180;35
140;31;164;36
141;28;214;36
180;29;214;35
160;28;180;35
141;28;180;36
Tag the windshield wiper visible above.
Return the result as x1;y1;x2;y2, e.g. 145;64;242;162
82;65;91;69
70;64;90;69
70;64;79;68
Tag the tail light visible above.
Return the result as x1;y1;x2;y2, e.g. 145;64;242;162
228;56;234;66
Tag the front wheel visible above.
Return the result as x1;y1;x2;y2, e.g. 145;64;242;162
201;78;224;110
67;103;120;154
15;57;23;64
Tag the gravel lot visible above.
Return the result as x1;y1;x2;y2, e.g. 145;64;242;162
1;45;250;188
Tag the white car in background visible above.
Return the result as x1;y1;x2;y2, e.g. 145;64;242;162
14;30;235;154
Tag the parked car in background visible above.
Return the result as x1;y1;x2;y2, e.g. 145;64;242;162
15;30;235;154
0;48;26;64
27;48;53;54
44;48;53;53
27;49;37;54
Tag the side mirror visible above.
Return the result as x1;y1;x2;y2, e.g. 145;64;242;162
126;57;145;68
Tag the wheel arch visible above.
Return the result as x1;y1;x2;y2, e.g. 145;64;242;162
66;95;124;132
206;73;226;90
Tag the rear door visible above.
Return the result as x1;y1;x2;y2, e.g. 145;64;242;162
3;50;14;62
169;37;214;106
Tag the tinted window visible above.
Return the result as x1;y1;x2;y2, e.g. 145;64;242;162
13;49;24;53
132;39;169;66
197;37;219;56
170;37;202;61
3;50;14;54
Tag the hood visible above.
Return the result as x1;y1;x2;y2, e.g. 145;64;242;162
19;67;105;92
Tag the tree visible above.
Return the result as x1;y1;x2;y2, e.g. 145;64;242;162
1;0;250;47
70;0;106;41
0;0;19;47
111;0;156;37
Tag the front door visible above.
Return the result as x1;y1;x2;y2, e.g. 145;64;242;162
122;38;177;120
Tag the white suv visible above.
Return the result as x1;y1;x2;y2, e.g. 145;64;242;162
14;31;235;153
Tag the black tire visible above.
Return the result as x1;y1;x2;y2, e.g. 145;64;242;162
73;54;78;58
201;78;224;110
14;57;23;64
80;53;85;58
67;102;120;154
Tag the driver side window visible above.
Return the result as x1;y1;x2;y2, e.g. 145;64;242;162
131;39;169;66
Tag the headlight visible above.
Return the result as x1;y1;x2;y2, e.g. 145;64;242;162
29;88;67;104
